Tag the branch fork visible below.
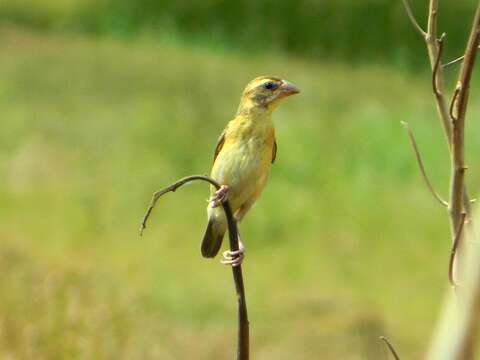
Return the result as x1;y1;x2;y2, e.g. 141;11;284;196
401;0;480;358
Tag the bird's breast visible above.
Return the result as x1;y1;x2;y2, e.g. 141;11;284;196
211;129;274;210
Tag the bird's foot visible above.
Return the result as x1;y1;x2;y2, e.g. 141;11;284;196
210;185;229;208
221;241;244;267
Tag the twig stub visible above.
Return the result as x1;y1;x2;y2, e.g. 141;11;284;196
380;336;401;360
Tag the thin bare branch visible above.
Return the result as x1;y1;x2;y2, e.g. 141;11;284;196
399;1;480;358
380;336;400;360
427;0;438;42
432;33;446;98
401;121;448;207
448;2;480;293
447;5;480;357
400;0;427;37
443;55;465;68
449;212;467;286
423;0;453;146
140;175;249;359
454;7;480;124
139;175;216;236
443;45;480;68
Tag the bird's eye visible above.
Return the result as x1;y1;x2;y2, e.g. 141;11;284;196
263;81;277;90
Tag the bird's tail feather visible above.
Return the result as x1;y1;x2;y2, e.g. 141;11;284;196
201;219;226;258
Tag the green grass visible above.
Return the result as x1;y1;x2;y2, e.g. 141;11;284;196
1;26;480;359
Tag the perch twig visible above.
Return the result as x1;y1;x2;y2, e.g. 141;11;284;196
140;175;249;359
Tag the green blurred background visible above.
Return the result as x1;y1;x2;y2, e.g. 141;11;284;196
1;1;480;359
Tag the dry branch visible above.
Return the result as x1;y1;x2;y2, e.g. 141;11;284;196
401;0;476;286
443;55;466;68
401;121;448;207
400;0;480;358
140;175;249;360
400;0;426;37
443;45;480;68
447;1;480;296
379;336;400;360
400;0;452;144
449;4;480;220
425;1;453;146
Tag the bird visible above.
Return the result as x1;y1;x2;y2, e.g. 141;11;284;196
201;76;299;266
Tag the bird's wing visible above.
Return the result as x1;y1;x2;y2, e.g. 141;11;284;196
272;139;277;164
213;130;226;165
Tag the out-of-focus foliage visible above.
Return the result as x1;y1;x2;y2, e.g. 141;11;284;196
2;26;480;358
0;0;478;67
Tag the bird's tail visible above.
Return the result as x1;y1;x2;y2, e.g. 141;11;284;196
201;218;226;258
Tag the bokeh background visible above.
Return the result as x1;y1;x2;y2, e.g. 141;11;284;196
1;0;480;359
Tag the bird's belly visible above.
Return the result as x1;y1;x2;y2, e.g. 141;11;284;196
211;141;271;210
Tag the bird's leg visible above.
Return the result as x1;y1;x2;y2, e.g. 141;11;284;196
210;185;229;208
221;232;244;267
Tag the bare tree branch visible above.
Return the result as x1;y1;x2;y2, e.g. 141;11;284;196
401;0;475;285
443;45;480;68
399;1;480;358
443;55;465;68
423;0;475;234
427;0;438;43
380;336;400;360
424;3;480;359
423;0;453;147
449;212;467;286
400;0;427;37
454;8;480;123
139;175;212;236
447;5;480;357
401;121;448;207
448;0;480;280
140;175;249;359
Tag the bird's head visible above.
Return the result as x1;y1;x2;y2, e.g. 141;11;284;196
237;76;300;115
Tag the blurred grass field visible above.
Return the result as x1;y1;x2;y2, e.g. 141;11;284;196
2;26;480;359
0;0;478;69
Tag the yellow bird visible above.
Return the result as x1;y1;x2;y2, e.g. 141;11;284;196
201;76;299;266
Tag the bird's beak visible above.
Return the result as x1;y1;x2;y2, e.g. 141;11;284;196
278;80;300;98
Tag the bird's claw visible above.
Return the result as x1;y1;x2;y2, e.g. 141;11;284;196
221;248;244;267
210;185;229;208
